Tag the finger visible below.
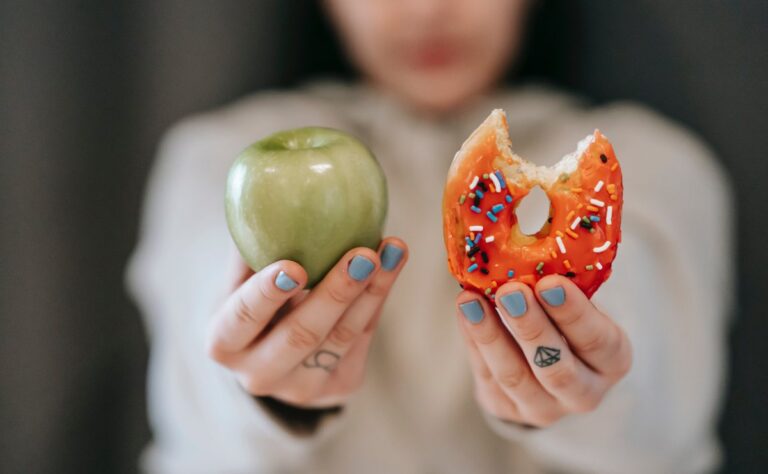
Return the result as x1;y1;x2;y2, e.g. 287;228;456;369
456;291;562;423
207;260;306;360
535;276;632;379
494;282;607;413
239;247;381;381
311;238;408;361
457;321;523;422
259;273;393;408
328;303;385;384
306;302;385;403
281;239;407;398
312;329;377;406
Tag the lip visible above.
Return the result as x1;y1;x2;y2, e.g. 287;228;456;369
405;40;461;70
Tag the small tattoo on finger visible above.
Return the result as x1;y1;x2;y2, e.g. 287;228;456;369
533;346;561;367
302;349;340;373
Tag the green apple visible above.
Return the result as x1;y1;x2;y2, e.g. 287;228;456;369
225;127;388;287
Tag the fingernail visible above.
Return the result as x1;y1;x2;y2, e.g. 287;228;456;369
380;244;404;271
348;255;375;281
540;286;566;306
275;271;298;291
500;291;527;317
459;300;484;324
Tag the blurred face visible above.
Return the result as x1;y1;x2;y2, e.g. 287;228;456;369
325;0;530;113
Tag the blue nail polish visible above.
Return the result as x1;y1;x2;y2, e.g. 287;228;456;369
500;291;527;317
380;244;404;271
460;300;484;324
540;286;566;306
348;255;375;281
275;271;298;291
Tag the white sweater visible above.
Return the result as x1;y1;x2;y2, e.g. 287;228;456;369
126;82;733;473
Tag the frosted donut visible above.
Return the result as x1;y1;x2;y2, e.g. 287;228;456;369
442;109;623;299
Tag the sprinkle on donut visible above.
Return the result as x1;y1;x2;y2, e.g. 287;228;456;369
442;109;623;299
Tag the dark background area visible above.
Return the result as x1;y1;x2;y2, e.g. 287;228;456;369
1;1;766;472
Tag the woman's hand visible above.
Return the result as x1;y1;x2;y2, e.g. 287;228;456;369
456;275;632;427
207;237;408;408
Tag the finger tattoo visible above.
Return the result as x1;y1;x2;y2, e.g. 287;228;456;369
533;346;561;368
302;349;341;373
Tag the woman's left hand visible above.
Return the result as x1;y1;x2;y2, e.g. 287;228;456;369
456;275;633;428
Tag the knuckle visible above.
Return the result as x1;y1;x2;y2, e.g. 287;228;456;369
581;326;633;379
557;305;587;327
544;363;578;391
496;367;527;390
579;328;609;354
473;327;502;346
326;281;356;306
233;297;259;326
327;323;359;347
285;319;322;351
365;279;390;297
602;327;624;359
477;363;494;382
257;278;283;303
515;322;546;343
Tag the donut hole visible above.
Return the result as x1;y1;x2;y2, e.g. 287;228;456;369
515;185;552;237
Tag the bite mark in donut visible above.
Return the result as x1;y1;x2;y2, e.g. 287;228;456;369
442;109;623;299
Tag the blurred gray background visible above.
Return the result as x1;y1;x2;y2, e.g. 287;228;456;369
1;1;766;472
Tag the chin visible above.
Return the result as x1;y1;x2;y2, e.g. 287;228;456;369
386;72;495;116
408;89;487;116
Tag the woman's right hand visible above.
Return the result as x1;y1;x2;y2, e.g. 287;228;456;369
206;237;408;408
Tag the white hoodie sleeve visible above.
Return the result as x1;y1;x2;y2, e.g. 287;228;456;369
126;114;345;474
484;104;734;474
